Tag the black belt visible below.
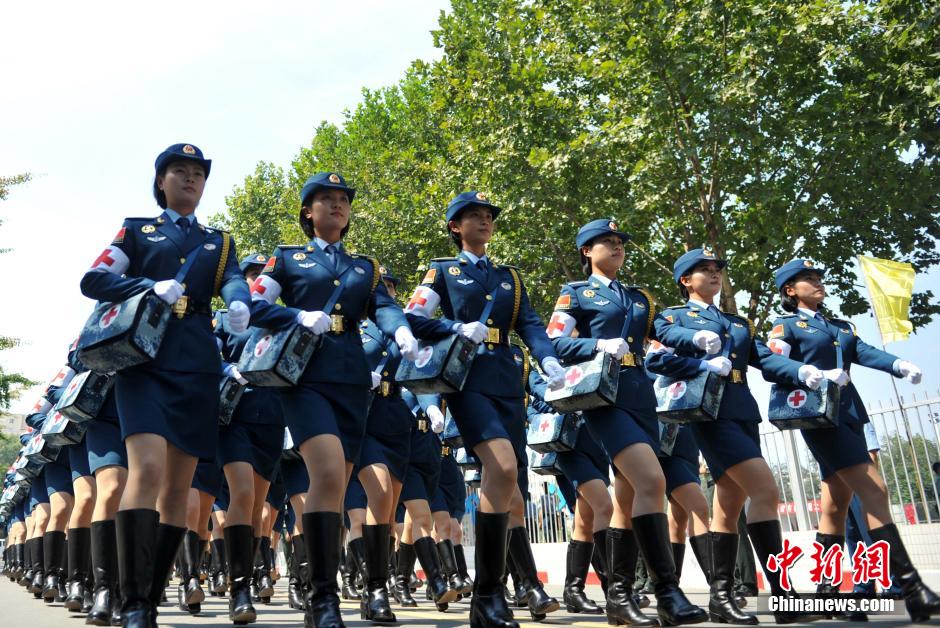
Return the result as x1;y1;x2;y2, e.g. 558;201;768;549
619;352;642;367
484;328;510;346
376;381;401;397
415;418;430;433
171;297;211;318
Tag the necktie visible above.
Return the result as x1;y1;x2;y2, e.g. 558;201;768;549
708;304;720;316
610;280;625;305
476;259;489;279
325;244;338;270
176;217;190;237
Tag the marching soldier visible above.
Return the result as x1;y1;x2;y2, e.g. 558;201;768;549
547;219;707;627
762;259;939;623
213;252;286;624
404;191;566;628
80;143;252;628
248;171;419;628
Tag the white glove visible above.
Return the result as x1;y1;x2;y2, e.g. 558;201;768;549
596;338;629;359
223;363;248;385
693;330;722;355
823;368;851;387
227;301;250;333
370;371;382;390
394;327;420;361
702;356;732;377
798;365;824;390
897;360;923;385
457;321;488;344
296;310;331;335
153;279;183;305
542;357;566;391
427;406;445;434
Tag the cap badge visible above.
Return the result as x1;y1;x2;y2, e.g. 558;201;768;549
182;145;196;155
608;221;618;230
379;266;387;274
803;260;814;267
703;247;713;257
475;192;487;201
328;173;340;183
256;255;266;262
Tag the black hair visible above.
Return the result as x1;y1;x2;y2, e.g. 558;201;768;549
933;461;940;474
678;283;690;301
779;284;799;312
152;167;168;209
299;190;351;239
579;251;592;277
448;222;463;250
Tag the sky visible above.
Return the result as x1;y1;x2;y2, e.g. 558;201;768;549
1;0;938;423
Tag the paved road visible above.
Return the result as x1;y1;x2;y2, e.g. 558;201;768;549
0;578;919;627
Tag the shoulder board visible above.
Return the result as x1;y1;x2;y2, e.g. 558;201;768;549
776;313;797;318
350;253;376;262
721;310;748;322
566;280;589;288
124;217;153;222
664;304;689;310
495;263;519;270
635;288;657;335
431;257;457;263
277;244;304;250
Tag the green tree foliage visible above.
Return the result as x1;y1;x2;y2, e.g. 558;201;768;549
0;173;36;409
221;0;939;327
0;433;19;470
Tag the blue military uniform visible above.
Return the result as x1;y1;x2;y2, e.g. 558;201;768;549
647;247;804;481
249;241;409;465
399;390;445;504
65;343;127;473
214;305;284;482
80;184;250;460
761;260;903;479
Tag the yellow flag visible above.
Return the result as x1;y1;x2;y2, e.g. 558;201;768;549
858;255;915;344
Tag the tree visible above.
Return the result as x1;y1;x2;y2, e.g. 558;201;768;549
222;0;939;328
0;433;19;470
0;173;37;409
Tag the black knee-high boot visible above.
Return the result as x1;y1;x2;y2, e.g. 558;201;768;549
437;539;463;595
225;524;257;624
469;512;517;628
688;533;711;583
30;535;45;596
86;520;117;626
116;509;159;628
813;532;864;621
605;528;656;626
563;539;601;614
591;530;609;596
341;540;360;600
360;524;395;624
632;513;707;626
209;537;228;596
507;526;559;619
869;523;940;623
746;519;821;624
289;534;307;610
42;530;67;602
176;530;204;614
504;552;526;607
65;527;91;611
454;543;473;595
256;536;274;600
672;542;686;582
15;542;27;581
415;535;457;609
708;532;757;625
147;523;186;623
302;512;344;628
393;542;418;607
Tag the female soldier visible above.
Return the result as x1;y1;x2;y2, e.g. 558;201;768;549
177;462;221;615
547;219;707;627
248;171;419;628
527;368;611;615
80;143;252;628
39;392;74;605
404;191;566;628
76;342;128;626
213;252;285;624
647;248;822;624
64;413;95;615
763;259;939;623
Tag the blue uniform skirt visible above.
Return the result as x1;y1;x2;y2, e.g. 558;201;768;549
218;421;282;482
212;481;230;512
29;474;49;510
802;420;871;480
11;500;26;524
86;414;128;473
344;475;367;513
400;428;441;503
556;422;610;491
556;475;577;515
114;367;219;460
430;454;465;519
691;419;761;482
279;382;369;465
281;456;309;498
191;461;223;498
45;455;73;497
583;404;659;460
445;391;527;467
266;470;286;509
68;440;92;481
359;394;412;482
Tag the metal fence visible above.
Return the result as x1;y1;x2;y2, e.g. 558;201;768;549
460;391;940;543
